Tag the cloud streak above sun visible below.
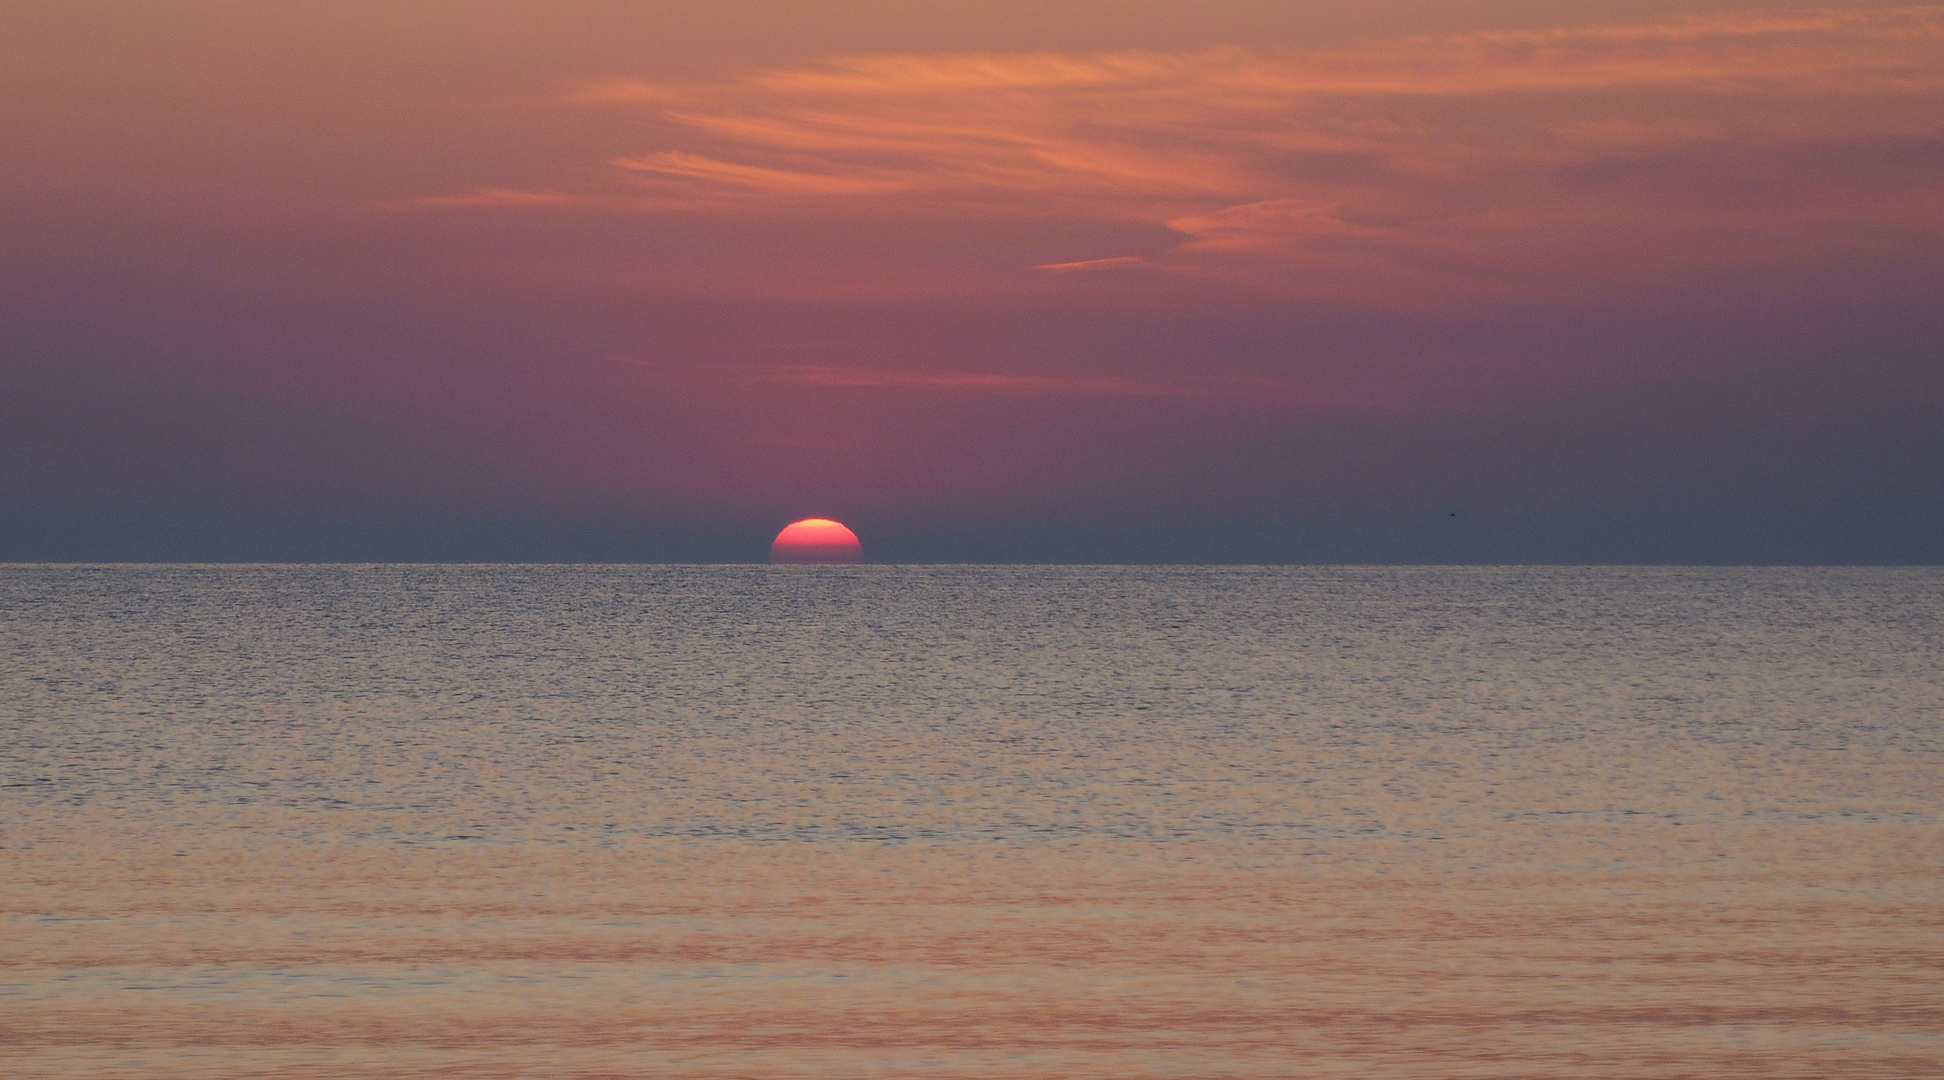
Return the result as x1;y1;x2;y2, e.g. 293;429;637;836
432;6;1944;306
607;357;1410;409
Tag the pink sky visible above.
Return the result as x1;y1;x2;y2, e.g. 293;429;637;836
3;1;1940;559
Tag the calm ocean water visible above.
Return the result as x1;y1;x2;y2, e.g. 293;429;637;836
2;564;1940;1078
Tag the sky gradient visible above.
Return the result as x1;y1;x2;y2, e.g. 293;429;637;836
5;1;1941;561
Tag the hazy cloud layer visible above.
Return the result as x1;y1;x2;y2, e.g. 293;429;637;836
485;7;1944;304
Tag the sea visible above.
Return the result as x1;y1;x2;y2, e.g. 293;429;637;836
2;564;1940;1078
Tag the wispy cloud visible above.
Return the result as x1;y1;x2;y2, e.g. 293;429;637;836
612;152;905;195
608;357;1412;408
429;7;1944;302
1033;256;1147;273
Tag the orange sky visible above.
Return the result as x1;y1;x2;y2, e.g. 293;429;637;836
3;2;1940;559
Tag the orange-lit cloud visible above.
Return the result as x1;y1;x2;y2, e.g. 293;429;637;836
457;5;1944;305
612;151;906;195
1034;256;1147;273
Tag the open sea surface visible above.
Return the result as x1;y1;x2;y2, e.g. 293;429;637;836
2;564;1941;1078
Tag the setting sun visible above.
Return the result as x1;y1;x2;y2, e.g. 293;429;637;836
771;518;863;564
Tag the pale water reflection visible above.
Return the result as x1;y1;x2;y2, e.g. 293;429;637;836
2;566;1940;1077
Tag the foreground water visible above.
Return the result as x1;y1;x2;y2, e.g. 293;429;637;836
2;565;1940;1078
